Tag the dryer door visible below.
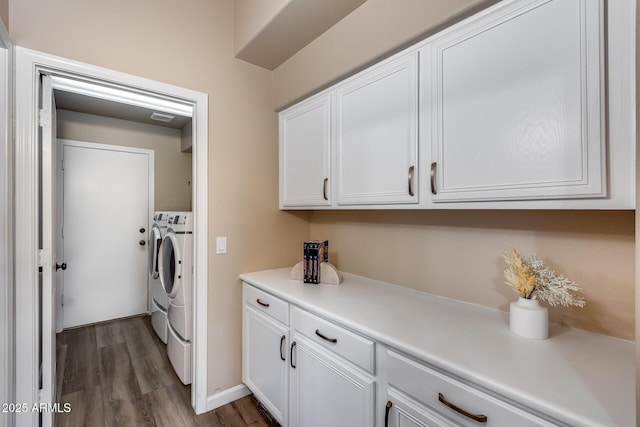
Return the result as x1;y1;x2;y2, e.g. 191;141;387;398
159;232;182;298
149;224;162;278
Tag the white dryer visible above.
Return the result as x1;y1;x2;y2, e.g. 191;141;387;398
149;211;187;343
158;212;193;385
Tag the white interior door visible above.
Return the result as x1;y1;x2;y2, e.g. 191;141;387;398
39;74;57;427
61;140;152;328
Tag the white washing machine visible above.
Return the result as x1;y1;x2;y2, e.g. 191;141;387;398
158;212;193;385
149;211;187;343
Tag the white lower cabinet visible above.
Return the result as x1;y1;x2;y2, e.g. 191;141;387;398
385;388;452;427
385;350;559;427
289;334;375;427
243;283;375;427
242;285;289;425
243;283;564;427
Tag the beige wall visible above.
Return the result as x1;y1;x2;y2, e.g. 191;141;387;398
311;210;634;339
57;109;192;211
9;0;310;395
272;0;497;110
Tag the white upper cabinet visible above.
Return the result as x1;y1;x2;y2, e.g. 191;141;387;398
278;0;633;210
280;94;331;208
426;0;605;202
335;52;419;205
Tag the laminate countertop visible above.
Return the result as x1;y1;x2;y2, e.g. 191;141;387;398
239;268;635;427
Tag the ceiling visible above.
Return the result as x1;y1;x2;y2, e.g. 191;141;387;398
54;90;192;130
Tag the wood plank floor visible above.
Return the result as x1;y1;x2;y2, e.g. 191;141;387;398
55;315;280;427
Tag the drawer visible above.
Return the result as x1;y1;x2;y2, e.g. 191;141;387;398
292;307;374;373
387;350;558;427
243;283;289;326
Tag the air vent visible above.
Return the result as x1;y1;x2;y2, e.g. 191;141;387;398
150;112;175;123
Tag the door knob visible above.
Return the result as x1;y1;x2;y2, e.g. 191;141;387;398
139;228;146;233
139;240;146;246
56;262;67;271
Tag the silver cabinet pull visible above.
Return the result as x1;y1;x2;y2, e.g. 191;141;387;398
323;177;328;201
315;329;337;343
408;166;415;197
438;393;487;423
430;162;437;195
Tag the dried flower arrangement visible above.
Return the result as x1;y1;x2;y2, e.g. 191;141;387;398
503;248;585;307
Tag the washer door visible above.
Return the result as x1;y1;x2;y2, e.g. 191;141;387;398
159;232;182;298
148;224;162;278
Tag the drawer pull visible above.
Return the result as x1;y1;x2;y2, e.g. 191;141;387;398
384;401;393;427
256;298;270;308
438;393;487;423
315;329;337;343
280;335;286;361
290;341;297;368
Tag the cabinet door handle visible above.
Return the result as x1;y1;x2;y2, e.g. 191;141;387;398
384;401;393;427
323;177;328;201
408;166;414;197
256;298;270;308
280;335;286;361
290;341;297;368
430;162;437;195
315;329;337;343
438;393;487;423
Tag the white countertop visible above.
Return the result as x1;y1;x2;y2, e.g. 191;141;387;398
239;268;635;427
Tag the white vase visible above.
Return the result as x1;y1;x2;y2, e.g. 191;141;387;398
509;297;548;340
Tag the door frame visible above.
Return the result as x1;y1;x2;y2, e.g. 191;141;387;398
0;16;12;427
14;47;209;424
57;139;155;331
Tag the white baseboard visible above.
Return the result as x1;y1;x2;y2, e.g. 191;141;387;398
205;384;251;412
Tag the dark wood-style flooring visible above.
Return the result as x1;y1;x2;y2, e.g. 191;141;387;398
55;315;279;427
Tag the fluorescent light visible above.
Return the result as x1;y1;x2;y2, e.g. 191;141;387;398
51;76;193;117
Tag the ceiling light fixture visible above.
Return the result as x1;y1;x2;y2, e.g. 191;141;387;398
50;75;193;117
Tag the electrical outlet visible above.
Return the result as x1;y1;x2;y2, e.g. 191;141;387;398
216;236;227;254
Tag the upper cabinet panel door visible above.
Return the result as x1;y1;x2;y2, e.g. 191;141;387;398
280;94;331;207
336;52;419;205
428;0;605;202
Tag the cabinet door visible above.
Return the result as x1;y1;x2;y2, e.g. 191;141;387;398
427;0;605;202
243;305;289;425
336;52;418;205
385;389;452;427
289;335;374;427
280;94;331;207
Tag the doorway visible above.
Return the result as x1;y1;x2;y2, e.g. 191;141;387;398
14;47;210;426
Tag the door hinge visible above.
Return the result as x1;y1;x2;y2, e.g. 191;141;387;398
39;109;51;128
61;159;64;170
38;249;52;267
